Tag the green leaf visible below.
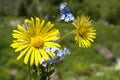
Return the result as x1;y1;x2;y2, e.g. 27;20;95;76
48;69;55;77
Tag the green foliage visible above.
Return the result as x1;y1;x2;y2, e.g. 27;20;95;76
85;70;120;80
18;1;28;16
0;5;6;16
0;67;10;80
47;0;61;5
85;5;101;21
0;0;120;24
105;5;120;25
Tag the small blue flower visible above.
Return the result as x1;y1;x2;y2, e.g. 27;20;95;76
22;24;26;28
41;47;70;67
42;62;47;67
48;59;53;64
41;57;45;62
41;57;47;67
45;47;50;53
51;47;56;52
59;2;75;22
63;47;70;56
56;49;63;57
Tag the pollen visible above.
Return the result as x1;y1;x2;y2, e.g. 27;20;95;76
31;36;44;48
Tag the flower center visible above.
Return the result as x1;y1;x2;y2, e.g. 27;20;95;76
31;36;44;48
79;28;86;36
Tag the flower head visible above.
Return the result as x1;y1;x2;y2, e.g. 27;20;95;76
72;15;96;48
11;17;60;66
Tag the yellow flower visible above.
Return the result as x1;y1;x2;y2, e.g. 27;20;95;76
11;17;60;66
72;15;96;48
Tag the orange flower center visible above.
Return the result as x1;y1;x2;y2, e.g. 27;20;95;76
31;36;44;48
79;28;86;36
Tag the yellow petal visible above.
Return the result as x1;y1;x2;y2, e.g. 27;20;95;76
37;50;42;64
15;44;29;52
17;25;27;34
43;29;59;39
39;20;45;31
48;52;55;59
36;17;40;35
12;33;29;41
30;48;35;66
44;37;59;41
25;19;34;35
44;42;60;47
17;47;30;60
39;49;49;61
35;49;39;66
24;47;33;64
41;22;54;33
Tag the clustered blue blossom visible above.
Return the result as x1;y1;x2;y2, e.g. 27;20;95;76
41;47;70;67
59;2;75;22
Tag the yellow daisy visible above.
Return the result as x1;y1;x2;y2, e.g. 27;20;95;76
72;15;96;48
11;17;60;66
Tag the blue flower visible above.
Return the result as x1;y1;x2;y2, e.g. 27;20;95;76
51;47;56;52
41;47;70;67
45;47;50;53
59;2;75;22
22;24;26;28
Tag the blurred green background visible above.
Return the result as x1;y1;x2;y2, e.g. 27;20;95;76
0;0;120;80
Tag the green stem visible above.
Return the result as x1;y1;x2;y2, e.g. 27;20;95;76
29;65;31;80
40;66;47;80
59;31;74;42
40;65;53;80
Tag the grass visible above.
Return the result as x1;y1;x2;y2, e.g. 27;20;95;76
0;17;120;80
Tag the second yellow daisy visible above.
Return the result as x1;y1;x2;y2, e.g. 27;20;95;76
72;15;96;48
